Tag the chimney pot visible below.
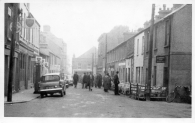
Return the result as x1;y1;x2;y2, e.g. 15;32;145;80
163;4;166;10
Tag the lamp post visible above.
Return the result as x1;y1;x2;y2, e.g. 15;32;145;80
7;3;19;102
146;4;155;101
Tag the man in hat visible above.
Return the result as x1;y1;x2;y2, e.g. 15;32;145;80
114;71;120;95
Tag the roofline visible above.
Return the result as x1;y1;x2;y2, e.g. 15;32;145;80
107;4;187;54
29;12;41;27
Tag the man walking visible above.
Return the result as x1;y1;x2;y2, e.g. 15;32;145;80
114;71;120;95
98;73;102;88
73;72;79;88
103;73;111;92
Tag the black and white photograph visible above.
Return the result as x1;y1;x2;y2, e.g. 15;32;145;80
0;0;194;122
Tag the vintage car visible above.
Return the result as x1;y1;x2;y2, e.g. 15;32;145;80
66;75;73;86
39;73;66;98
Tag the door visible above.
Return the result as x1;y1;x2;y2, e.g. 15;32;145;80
163;67;168;87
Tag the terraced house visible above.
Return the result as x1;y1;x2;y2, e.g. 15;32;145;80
143;4;192;93
97;4;192;95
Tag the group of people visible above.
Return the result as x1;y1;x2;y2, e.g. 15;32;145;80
102;71;120;95
72;71;120;95
82;72;94;91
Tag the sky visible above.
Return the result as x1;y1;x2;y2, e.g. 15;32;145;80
28;0;175;59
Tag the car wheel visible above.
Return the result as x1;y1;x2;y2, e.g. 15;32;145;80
40;93;44;98
61;90;64;97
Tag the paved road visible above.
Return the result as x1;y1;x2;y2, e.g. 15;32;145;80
4;83;191;118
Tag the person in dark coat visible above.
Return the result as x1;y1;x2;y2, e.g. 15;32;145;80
103;73;111;92
114;71;120;95
83;73;88;89
85;72;90;89
82;73;86;89
73;72;79;88
94;74;98;88
98;73;102;88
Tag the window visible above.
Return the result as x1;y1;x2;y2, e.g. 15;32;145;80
146;31;150;52
7;7;12;40
42;75;60;82
136;67;140;83
137;39;139;56
23;13;26;39
154;25;158;49
165;20;170;46
153;66;157;86
142;36;144;54
146;68;148;84
141;67;143;84
128;68;130;82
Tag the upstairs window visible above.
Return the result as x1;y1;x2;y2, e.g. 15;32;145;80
165;20;171;46
154;25;158;49
142;36;144;54
146;31;150;52
137;39;139;56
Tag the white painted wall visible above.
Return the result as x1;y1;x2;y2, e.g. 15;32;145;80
133;32;144;83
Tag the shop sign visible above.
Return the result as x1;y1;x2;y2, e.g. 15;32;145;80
156;56;166;63
119;62;125;66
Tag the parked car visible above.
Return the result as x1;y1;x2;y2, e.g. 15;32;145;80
66;75;73;86
39;73;66;98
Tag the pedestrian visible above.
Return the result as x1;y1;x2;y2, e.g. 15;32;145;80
85;72;90;89
114;71;120;95
73;72;79;88
89;72;93;91
83;73;87;89
98;73;102;88
94;74;98;88
81;73;85;89
107;73;112;90
103;73;111;92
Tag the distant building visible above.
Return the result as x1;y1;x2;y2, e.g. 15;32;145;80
72;47;97;76
39;25;67;74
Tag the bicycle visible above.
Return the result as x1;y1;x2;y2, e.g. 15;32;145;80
166;83;191;103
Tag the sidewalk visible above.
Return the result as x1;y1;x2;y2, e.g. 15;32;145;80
4;88;40;104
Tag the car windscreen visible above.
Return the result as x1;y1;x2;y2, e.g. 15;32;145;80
42;75;60;82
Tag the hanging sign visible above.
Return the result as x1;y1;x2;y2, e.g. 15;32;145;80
25;17;35;28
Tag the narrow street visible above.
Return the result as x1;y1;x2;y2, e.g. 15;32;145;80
4;83;191;118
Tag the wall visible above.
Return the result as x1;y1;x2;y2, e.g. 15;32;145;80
133;32;144;84
169;5;192;91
